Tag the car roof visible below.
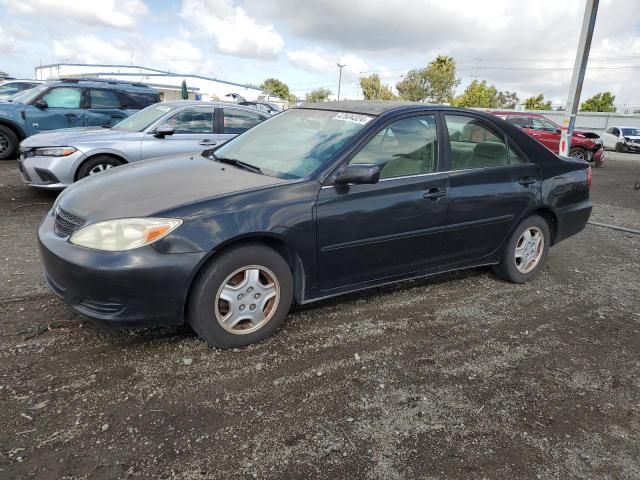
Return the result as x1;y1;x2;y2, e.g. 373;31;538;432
612;125;638;129
489;111;546;118
45;78;157;93
298;100;440;116
159;100;269;109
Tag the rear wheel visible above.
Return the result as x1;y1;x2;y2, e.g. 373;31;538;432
188;244;294;348
77;155;123;179
493;215;550;284
569;147;587;161
0;125;19;160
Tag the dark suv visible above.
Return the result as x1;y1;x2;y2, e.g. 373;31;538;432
0;78;160;160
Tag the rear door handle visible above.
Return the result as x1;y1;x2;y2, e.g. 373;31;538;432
519;177;536;186
65;113;79;118
423;187;447;200
199;140;217;146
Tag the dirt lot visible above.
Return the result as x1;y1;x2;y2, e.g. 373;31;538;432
1;154;639;479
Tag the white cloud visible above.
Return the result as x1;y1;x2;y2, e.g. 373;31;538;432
53;35;133;64
180;0;284;59
288;49;368;81
149;38;219;77
0;26;17;52
2;0;148;29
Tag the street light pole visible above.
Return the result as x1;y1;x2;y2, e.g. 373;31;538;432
559;0;599;157
337;63;346;101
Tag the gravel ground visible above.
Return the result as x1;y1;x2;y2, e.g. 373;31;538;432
0;153;639;479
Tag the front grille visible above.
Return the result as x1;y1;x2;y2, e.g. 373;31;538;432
54;208;86;237
18;162;32;181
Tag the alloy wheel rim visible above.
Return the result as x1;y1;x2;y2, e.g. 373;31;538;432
214;265;280;335
88;164;113;175
0;133;8;154
570;150;585;160
514;226;544;274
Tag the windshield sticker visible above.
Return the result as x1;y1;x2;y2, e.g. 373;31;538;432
155;106;172;112
332;112;372;125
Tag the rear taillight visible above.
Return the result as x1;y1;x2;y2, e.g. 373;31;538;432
586;166;592;188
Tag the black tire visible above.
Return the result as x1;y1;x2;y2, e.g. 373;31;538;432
568;147;587;161
76;155;123;179
188;244;294;348
492;215;550;284
614;142;626;153
0;125;19;160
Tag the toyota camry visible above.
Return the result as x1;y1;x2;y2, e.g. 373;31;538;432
38;102;592;347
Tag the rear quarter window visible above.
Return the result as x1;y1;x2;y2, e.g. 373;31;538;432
123;91;161;108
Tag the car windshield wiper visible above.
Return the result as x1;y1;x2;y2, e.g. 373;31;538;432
211;154;263;175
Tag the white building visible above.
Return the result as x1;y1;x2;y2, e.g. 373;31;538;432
34;63;285;106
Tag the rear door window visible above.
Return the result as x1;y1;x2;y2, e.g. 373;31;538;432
89;89;123;109
40;87;83;109
445;115;509;170
223;108;265;134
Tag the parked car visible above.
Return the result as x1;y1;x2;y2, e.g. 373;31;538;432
490;111;604;166
0;78;160;160
38;102;592;347
0;79;44;100
238;101;282;115
601;126;640;153
18;101;268;189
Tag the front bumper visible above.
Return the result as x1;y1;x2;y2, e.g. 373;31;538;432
38;211;207;326
592;146;605;166
18;149;86;189
624;141;640;152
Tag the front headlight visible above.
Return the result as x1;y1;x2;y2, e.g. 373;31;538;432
69;218;182;251
35;147;77;157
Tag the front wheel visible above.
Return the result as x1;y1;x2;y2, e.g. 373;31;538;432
493;215;550;284
188;244;294;348
614;143;626;153
0;125;19;160
569;147;587;161
76;155;123;179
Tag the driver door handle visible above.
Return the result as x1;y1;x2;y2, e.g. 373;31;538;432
199;139;217;146
519;176;537;186
65;113;79;118
423;187;447;200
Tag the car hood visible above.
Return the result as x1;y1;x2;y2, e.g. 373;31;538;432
624;135;640;140
56;153;287;222
21;127;130;147
572;130;600;140
0;101;24;111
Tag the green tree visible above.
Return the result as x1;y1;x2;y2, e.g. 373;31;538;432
452;80;499;108
396;68;427;101
424;55;459;104
396;55;459;103
359;74;395;100
306;88;332;103
580;92;616;112
524;94;552;110
260;78;291;100
497;90;519;109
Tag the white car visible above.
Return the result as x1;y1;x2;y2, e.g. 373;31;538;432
0;79;44;100
602;126;640;153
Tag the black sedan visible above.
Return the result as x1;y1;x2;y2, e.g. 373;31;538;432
38;102;592;347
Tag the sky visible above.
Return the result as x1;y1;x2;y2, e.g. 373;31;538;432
1;0;640;106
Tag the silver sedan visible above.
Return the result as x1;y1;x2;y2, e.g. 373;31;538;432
17;101;269;189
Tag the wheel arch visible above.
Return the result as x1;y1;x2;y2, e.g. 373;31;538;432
183;234;306;323
530;207;558;245
0;119;26;140
74;152;128;181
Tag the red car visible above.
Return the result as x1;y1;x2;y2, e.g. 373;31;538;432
490;112;605;167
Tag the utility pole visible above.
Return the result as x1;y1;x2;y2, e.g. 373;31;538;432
337;63;346;101
559;0;599;157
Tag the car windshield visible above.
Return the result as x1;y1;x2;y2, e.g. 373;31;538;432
8;84;48;103
212;109;373;179
112;104;177;132
621;128;640;136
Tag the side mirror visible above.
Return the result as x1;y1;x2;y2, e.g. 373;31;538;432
155;125;175;138
335;164;381;185
34;99;48;109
